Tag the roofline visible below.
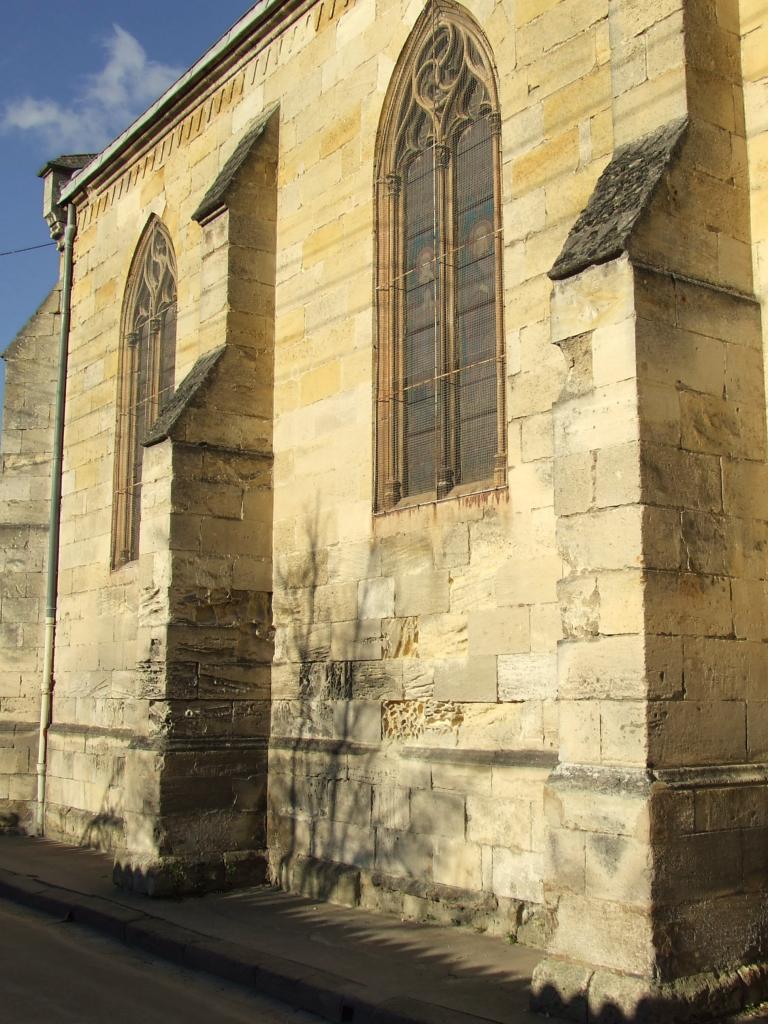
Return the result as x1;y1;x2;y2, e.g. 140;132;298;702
37;154;97;178
60;0;294;204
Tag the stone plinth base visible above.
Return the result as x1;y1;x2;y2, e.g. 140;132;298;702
113;848;268;897
0;803;28;834
277;852;554;943
531;957;768;1023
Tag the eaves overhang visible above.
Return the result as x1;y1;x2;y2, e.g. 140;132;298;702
59;0;302;205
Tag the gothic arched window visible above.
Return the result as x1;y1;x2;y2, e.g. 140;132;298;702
374;0;506;511
112;217;177;568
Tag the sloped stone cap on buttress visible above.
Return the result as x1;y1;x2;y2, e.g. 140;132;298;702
549;117;688;281
143;345;225;446
191;104;278;225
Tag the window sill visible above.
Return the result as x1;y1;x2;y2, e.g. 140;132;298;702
374;479;508;520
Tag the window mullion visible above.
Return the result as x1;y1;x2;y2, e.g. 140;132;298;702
122;330;140;565
445;137;459;493
435;142;454;499
489;111;507;486
383;173;403;508
146;315;163;431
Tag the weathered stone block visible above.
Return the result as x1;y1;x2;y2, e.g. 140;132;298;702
312;818;375;870
418;612;467;658
498;652;556;701
645;570;732;637
559;506;643;571
327;780;372;826
382;616;418;659
433;836;483;891
584;833;653;906
410;789;465;838
648;700;747;767
684;634;768;700
375;828;434;880
431;762;492;796
330;619;383;661
468;606;530;657
333;700;381;744
395;570;450;617
545;828;586;896
433;657;498;702
594;442;642;508
435;523;470;568
551;894;655;975
372;784;410;831
358;577;394;619
467;794;531;849
554;450;594;516
496;554;560;606
492;846;543;903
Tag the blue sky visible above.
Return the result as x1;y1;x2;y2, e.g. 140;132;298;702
0;0;252;420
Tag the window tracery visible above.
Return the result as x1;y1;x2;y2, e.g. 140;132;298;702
375;0;506;510
111;217;177;567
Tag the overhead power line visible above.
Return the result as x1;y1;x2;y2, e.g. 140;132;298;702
0;242;57;257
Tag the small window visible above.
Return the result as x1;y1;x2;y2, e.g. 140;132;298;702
111;217;177;567
375;0;506;511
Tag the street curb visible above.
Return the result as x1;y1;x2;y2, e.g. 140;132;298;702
0;867;493;1024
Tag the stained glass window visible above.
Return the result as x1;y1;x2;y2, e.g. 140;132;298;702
375;0;505;510
112;218;177;567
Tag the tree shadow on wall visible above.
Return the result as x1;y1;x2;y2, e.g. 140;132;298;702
263;507;758;1024
270;502;440;898
270;506;373;897
79;759;124;853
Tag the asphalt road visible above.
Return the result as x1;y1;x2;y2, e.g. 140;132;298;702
0;897;323;1023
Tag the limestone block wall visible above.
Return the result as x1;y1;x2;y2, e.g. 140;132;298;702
107;424;273;893
640;269;768;980
3;3;766;987
742;2;768;384
265;0;622;928
532;2;768;1014
41;23;283;846
0;287;60;831
542;253;768;990
28;0;617;910
45;83;278;885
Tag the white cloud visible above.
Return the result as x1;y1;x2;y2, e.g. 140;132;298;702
2;25;182;152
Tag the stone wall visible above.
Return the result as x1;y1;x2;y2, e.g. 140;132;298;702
0;0;767;1014
46;106;278;890
27;0;595;916
0;287;60;831
266;0;615;926
742;0;768;380
531;2;768;1017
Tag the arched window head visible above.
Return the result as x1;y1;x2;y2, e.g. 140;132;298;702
375;0;506;511
112;216;177;568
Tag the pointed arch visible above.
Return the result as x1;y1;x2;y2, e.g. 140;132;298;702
374;0;506;510
111;216;178;568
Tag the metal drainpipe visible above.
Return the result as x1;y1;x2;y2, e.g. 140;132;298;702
35;202;76;836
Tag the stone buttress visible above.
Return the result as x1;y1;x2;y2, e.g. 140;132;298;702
112;110;278;893
533;1;768;1019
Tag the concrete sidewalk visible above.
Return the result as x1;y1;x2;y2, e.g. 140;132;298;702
0;835;546;1024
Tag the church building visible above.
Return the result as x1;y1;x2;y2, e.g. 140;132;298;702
2;0;768;1019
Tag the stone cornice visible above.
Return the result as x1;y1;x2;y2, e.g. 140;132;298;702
59;0;312;206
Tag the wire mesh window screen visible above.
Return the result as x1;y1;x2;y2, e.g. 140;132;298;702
375;1;505;512
112;219;177;568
